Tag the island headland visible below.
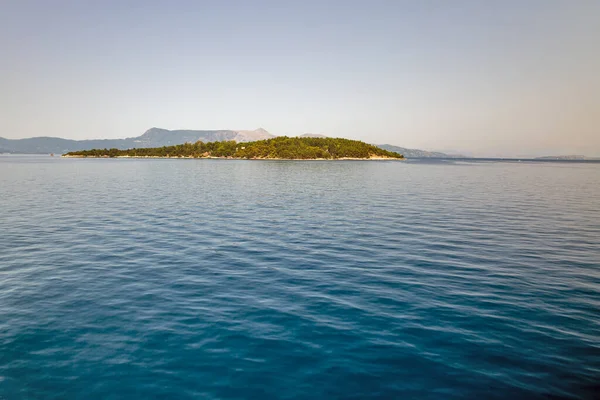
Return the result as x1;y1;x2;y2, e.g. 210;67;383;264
63;137;404;160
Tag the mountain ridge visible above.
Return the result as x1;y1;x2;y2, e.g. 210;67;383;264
2;129;461;158
0;128;274;154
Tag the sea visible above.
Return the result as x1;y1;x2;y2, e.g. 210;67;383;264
0;155;599;399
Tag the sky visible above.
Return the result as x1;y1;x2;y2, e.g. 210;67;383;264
1;0;599;157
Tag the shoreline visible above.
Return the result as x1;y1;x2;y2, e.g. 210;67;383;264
62;155;402;161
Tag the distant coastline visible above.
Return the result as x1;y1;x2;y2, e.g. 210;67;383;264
377;144;467;158
534;155;598;161
1;127;451;158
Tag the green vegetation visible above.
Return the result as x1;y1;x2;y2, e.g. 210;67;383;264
63;137;404;159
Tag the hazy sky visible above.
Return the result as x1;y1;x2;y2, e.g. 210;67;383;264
1;0;599;156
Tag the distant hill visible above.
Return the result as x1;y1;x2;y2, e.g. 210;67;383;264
1;129;467;158
0;128;274;154
377;144;465;158
64;137;404;160
298;133;327;138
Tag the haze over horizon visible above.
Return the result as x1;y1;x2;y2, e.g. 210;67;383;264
1;1;599;157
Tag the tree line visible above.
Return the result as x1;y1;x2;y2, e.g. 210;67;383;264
64;137;404;159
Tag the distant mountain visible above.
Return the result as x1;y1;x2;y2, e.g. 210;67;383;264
0;128;274;154
1;129;471;158
233;128;275;142
298;133;327;138
377;144;466;158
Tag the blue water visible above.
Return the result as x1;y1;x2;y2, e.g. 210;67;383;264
1;155;599;399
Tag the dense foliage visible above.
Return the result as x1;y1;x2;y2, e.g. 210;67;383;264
64;137;404;159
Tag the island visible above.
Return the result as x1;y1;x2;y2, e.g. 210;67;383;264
62;137;404;160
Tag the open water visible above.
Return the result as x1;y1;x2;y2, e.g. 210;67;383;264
0;156;599;399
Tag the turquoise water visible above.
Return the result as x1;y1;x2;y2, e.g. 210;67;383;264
1;156;599;399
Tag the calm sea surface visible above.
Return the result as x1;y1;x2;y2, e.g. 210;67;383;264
1;155;599;399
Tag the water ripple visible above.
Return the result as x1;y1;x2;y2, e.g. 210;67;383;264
1;156;599;399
